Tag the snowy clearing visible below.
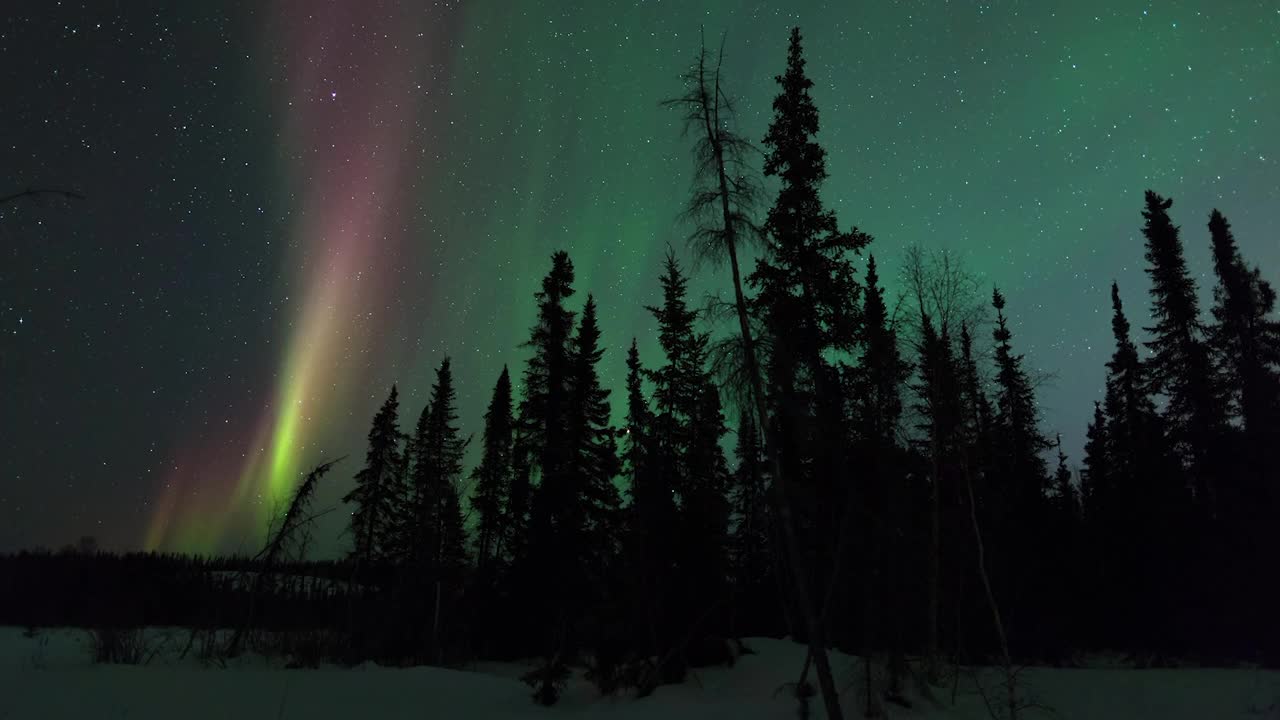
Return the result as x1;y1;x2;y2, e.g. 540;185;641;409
2;628;1277;720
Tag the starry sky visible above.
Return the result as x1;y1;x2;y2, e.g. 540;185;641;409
2;1;1276;554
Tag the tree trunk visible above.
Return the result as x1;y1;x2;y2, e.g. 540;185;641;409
433;579;443;664
718;165;843;720
963;462;1017;720
926;432;942;682
694;48;843;719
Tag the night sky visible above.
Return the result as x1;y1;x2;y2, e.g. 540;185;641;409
3;1;1276;554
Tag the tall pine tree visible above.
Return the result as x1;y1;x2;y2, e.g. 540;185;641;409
1205;208;1280;658
565;295;623;589
746;30;870;715
1139;191;1226;509
644;252;731;681
514;251;579;702
471;367;514;576
988;287;1051;654
406;359;469;661
344;385;404;567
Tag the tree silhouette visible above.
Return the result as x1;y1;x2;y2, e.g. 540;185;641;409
343;386;404;567
471;366;514;577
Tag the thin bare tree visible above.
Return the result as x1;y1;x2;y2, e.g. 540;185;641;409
666;30;844;719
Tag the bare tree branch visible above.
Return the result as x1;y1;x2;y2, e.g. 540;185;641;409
0;188;85;207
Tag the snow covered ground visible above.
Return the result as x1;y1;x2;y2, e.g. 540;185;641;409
2;627;1277;719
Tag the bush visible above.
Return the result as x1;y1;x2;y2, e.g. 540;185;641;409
89;627;152;664
522;658;571;706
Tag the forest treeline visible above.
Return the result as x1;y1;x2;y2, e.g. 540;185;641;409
5;26;1278;713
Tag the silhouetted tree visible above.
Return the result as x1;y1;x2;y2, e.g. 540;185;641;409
746;28;873;717
406;359;470;661
565;295;623;593
1080;402;1108;524
1205;208;1280;657
988;287;1052;653
471;367;514;576
1206;210;1280;440
623;340;652;486
344;386;404;567
728;410;772;637
902;246;975;675
644;252;731;683
1139;191;1226;509
1094;281;1187;651
846;253;910;694
514;251;579;702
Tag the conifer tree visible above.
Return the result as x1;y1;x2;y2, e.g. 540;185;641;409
854;255;908;449
472;367;514;575
845;253;910;683
344;385;404;567
746;30;871;715
1096;281;1187;650
1139;191;1226;507
511;251;577;575
729;410;772;632
622;339;678;689
957;323;994;457
988;287;1051;653
1206;209;1280;462
1080;401;1108;522
990;287;1050;504
623;339;652;485
1205;209;1280;657
409;359;469;574
407;359;469;660
513;252;579;702
565;295;623;583
1051;436;1079;522
644;252;731;680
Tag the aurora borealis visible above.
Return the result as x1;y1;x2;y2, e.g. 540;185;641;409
3;1;1277;554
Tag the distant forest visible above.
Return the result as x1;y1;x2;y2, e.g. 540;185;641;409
4;27;1277;716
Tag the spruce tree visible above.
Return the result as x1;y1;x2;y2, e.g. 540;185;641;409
622;339;652;487
471;367;514;576
729;410;772;634
1080;401;1108;523
1078;400;1108;647
1205;209;1280;658
1099;281;1187;651
1206;209;1280;467
957;323;994;457
854;255;908;449
1139;191;1226;508
847;253;910;680
409;359;469;574
1048;434;1081;651
511;251;577;579
565;295;623;584
644;252;731;680
990;287;1050;501
407;359;469;660
988;287;1051;653
343;385;404;567
747;30;869;715
1051;436;1079;524
622;335;678;689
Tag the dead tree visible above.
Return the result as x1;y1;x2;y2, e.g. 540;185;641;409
226;458;343;657
665;30;844;719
